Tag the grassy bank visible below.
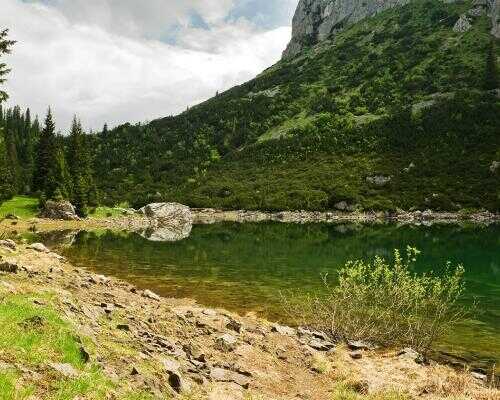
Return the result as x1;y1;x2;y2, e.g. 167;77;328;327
0;196;128;221
0;196;39;219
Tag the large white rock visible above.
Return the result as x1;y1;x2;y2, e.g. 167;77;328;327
139;203;193;242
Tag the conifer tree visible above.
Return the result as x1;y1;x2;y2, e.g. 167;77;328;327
0;29;15;200
67;116;95;216
0;134;14;201
33;108;70;199
101;123;108;136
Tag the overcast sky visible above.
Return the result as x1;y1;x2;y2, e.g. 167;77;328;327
0;0;298;132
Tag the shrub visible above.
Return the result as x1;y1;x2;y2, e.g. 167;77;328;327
282;247;467;355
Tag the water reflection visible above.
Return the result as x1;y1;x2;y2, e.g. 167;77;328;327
35;222;500;370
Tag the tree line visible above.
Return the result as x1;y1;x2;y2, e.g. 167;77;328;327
0;105;97;216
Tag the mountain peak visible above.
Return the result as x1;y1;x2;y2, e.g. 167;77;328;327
282;0;499;60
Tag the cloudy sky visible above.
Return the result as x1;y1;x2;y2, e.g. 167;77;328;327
1;0;298;132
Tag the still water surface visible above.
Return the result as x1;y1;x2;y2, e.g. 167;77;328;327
38;222;499;369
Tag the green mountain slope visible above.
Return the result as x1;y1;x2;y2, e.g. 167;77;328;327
94;0;500;211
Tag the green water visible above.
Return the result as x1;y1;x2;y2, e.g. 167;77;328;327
39;222;499;369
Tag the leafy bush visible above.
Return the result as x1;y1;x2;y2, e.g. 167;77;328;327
283;247;467;355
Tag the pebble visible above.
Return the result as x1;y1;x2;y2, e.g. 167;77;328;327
348;340;375;351
271;324;296;336
142;289;161;301
471;371;487;381
50;363;78;378
216;333;237;352
28;243;50;253
0;239;16;250
0;260;18;273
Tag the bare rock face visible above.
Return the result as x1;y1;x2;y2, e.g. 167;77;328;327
282;0;500;59
453;14;472;32
139;203;193;242
40;200;79;221
283;0;410;59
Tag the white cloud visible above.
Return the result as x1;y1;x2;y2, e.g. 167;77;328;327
0;0;293;131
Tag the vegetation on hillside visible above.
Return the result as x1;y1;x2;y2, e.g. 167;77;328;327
89;0;500;211
1;0;499;212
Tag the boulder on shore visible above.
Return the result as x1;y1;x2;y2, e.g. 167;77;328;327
139;203;193;242
40;200;79;221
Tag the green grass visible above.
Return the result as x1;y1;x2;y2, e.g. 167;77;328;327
0;291;178;399
0;293;112;399
0;370;35;400
0;294;85;366
0;196;39;219
88;206;124;218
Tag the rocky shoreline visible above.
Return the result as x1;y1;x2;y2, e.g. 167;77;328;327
2;205;498;238
0;240;498;399
191;208;500;226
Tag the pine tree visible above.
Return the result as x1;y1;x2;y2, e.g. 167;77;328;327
0;133;14;201
33;108;70;199
0;30;16;201
67;116;95;216
101;123;108;136
484;40;499;90
0;29;15;103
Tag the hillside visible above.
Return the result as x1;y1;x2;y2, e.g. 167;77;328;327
92;0;500;211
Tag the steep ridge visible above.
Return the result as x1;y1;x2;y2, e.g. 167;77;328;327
283;0;500;59
283;0;411;59
93;0;500;211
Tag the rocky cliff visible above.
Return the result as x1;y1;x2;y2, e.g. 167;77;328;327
283;0;500;59
283;0;410;59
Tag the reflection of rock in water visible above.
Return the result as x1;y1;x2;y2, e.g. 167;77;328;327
139;202;193;242
140;223;192;242
37;230;80;248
